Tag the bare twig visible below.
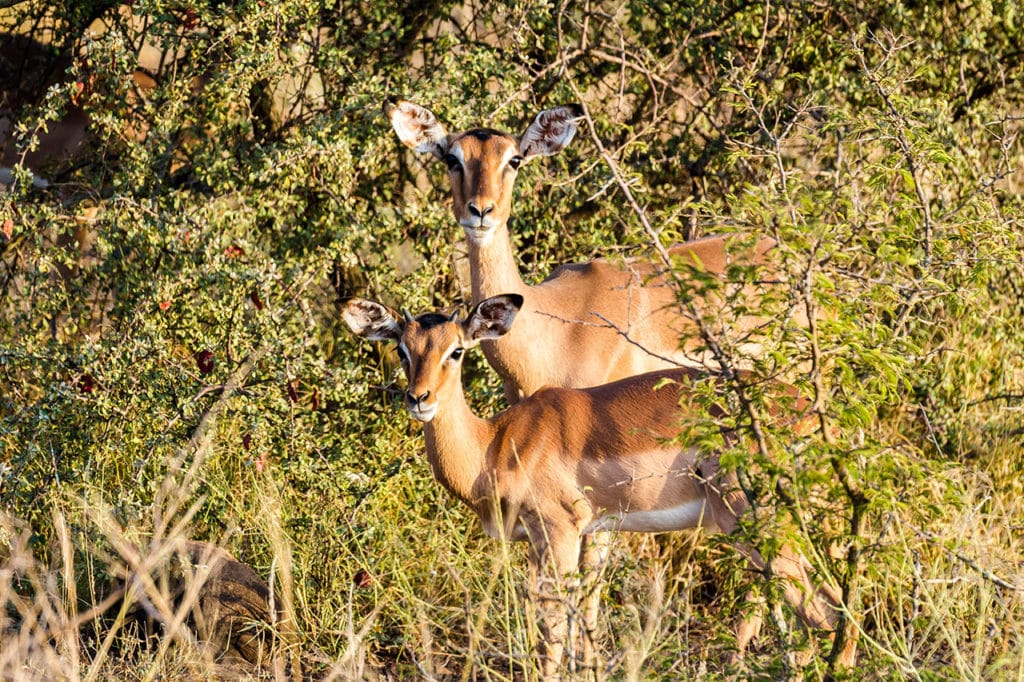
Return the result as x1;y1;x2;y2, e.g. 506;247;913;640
853;32;935;261
909;523;1022;592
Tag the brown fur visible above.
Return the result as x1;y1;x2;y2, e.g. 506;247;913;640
386;99;781;403
106;541;277;672
344;295;855;678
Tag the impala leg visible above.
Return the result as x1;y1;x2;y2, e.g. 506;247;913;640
699;461;768;665
529;528;583;681
771;546;861;668
772;550;838;630
733;589;764;661
732;541;856;667
576;532;610;678
831;619;858;668
699;460;852;665
770;549;858;668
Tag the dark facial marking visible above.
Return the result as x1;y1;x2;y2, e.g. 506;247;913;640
412;312;455;330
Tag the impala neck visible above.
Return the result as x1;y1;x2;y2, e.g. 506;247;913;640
466;222;526;303
422;385;493;506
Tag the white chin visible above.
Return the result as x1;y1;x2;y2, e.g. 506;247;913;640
464;228;493;243
459;220;497;242
408;406;437;423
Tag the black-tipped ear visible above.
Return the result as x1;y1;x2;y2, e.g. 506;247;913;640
384;99;450;159
342;298;403;342
518;104;583;159
464;294;524;343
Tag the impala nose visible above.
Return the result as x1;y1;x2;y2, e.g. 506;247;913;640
466;201;494;219
406;389;430;407
405;389;437;422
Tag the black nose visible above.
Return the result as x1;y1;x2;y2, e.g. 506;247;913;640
467;201;494;218
406;390;430;405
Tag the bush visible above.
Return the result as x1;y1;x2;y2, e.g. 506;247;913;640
1;1;1021;679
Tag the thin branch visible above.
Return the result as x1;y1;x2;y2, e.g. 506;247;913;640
854;33;935;261
909;523;1023;592
564;90;671;266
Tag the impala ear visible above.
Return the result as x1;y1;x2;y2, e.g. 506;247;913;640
518;104;584;159
464;294;524;343
342;298;403;343
384;99;450;159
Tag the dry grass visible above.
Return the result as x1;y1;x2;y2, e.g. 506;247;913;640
3;438;1021;681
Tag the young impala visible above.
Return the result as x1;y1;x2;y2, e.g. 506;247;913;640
385;99;781;403
343;294;853;679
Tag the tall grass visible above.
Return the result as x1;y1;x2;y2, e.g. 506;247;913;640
2;378;1021;681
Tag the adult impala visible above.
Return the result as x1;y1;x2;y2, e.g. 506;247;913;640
343;294;854;679
386;99;779;403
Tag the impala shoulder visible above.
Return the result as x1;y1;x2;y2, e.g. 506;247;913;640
496;388;566;427
518;384;584;411
500;386;591;436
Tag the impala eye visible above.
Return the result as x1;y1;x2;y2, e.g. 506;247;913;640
395;346;410;366
449;347;464;362
508;155;523;171
442;153;461;171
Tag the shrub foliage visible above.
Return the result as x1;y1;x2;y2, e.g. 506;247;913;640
1;0;1022;679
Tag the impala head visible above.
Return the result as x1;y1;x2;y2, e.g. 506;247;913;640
384;99;583;242
343;294;524;422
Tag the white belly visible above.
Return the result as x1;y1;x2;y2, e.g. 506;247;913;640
583;499;714;534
